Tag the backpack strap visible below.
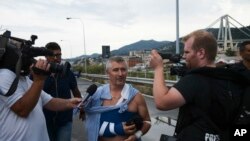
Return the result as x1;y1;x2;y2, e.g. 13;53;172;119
187;67;248;85
4;76;19;96
3;49;22;97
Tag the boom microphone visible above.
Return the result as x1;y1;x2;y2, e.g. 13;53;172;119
73;84;98;115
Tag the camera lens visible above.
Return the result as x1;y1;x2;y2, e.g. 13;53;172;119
49;61;70;75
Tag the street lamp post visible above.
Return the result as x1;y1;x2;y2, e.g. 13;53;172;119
176;0;180;54
66;17;87;74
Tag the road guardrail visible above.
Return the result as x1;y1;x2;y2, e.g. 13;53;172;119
82;73;177;87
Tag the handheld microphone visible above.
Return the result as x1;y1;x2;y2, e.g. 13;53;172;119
73;84;98;115
82;83;98;103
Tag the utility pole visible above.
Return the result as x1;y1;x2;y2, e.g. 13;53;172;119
176;0;180;54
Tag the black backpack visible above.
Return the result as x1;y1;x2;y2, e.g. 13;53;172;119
227;63;250;126
186;67;250;140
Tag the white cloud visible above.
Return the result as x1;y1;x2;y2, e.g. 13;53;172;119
0;0;250;58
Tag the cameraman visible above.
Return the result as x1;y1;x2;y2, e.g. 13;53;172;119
149;30;243;141
0;59;81;141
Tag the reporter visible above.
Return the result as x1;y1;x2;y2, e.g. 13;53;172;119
43;42;82;141
0;59;81;141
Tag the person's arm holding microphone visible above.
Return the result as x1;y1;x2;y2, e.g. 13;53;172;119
72;84;97;115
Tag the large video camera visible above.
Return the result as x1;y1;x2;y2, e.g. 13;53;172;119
0;30;70;76
159;52;187;77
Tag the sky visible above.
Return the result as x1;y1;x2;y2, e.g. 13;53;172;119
0;0;250;59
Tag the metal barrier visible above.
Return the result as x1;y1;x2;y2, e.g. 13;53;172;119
82;73;177;87
155;116;177;127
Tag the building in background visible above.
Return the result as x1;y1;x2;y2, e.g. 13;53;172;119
102;45;110;59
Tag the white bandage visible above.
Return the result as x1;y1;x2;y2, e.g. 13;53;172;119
135;130;143;139
143;120;151;125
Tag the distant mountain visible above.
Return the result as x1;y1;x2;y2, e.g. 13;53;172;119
65;25;250;62
88;53;100;58
64;40;172;62
111;40;172;56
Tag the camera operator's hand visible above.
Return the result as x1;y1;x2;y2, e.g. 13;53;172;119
10;59;51;118
149;50;164;70
31;59;50;82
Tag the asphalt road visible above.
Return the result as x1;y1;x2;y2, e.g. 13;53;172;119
71;78;179;141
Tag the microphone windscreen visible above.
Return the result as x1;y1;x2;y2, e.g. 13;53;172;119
86;84;97;96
